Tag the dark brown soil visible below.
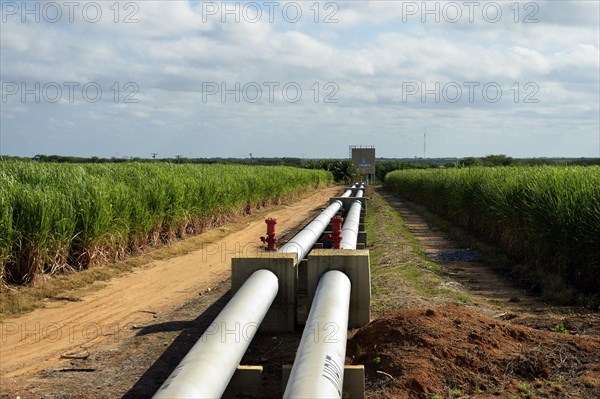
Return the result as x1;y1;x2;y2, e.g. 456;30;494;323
348;305;600;399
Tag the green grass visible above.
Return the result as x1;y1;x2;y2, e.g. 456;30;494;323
364;187;473;314
449;388;463;397
553;322;569;334
0;161;332;284
385;166;600;298
515;383;534;398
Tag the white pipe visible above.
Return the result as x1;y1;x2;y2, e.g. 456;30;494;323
340;189;352;198
355;189;364;198
279;200;342;262
283;270;351;399
340;201;362;250
153;269;278;399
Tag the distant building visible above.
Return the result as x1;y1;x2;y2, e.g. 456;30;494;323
350;145;376;184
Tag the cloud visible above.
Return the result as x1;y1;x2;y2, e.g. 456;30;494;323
1;0;598;158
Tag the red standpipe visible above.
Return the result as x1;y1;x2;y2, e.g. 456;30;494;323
325;215;343;249
260;218;278;251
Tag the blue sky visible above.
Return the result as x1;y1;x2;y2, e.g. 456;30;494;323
1;0;599;159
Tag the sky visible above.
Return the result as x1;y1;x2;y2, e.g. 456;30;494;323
1;0;599;159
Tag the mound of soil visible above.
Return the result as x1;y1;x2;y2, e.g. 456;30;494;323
348;305;600;398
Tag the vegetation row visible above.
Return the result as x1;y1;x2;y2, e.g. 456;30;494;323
385;166;600;300
0;161;332;284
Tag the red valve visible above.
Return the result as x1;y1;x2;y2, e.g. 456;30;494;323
325;215;343;249
260;218;278;251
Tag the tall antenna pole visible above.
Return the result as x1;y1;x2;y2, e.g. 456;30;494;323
423;130;427;159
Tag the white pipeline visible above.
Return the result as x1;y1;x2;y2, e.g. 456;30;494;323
340;201;362;250
153;269;278;399
278;200;343;262
283;270;351;399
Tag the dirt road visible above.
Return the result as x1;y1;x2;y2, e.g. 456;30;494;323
0;186;341;386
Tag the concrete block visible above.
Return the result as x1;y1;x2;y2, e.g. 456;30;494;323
222;365;263;399
232;252;297;332
307;249;371;328
357;231;367;246
298;258;308;293
343;365;366;399
282;364;365;399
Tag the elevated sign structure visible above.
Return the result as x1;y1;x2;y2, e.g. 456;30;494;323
350;145;375;184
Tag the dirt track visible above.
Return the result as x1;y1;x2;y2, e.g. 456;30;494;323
0;186;341;387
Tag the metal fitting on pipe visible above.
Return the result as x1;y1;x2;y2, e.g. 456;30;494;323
340;201;362;250
278;200;343;262
260;218;278;251
283;270;351;399
324;215;343;249
153;269;278;399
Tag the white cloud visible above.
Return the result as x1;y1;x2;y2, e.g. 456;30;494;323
1;0;598;158
553;44;600;69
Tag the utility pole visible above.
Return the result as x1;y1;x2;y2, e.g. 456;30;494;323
151;153;158;160
249;153;253;164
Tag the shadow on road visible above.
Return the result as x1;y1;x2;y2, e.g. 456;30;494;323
123;291;231;398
